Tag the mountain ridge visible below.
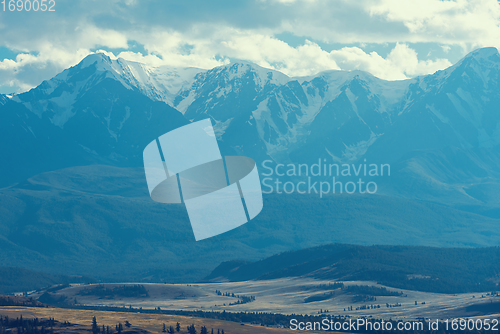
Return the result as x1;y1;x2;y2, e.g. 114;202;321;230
204;243;500;294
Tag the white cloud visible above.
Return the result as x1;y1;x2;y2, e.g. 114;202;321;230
386;43;452;78
328;43;451;80
0;47;94;93
368;0;500;50
77;26;128;50
441;45;451;53
215;31;341;76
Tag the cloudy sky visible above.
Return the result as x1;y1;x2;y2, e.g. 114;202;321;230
0;0;499;93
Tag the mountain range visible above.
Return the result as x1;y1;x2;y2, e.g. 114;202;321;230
3;48;500;209
1;47;500;283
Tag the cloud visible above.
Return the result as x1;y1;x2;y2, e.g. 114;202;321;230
385;43;452;78
0;0;496;93
325;43;451;80
6;0;498;50
0;28;455;94
0;47;93;93
368;0;500;50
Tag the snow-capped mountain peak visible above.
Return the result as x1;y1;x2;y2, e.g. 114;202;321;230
11;53;204;126
68;53;206;106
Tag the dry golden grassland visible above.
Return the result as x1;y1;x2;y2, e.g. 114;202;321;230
31;278;500;320
0;306;325;334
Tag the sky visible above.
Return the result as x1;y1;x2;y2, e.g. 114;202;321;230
0;0;500;94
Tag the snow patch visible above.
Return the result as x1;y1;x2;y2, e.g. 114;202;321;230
118;106;131;130
213;118;233;137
